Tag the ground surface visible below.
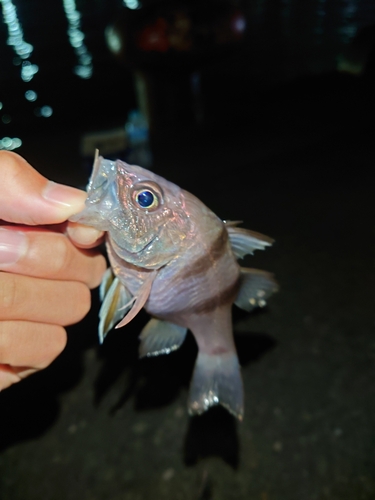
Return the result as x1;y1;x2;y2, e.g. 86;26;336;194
0;72;374;500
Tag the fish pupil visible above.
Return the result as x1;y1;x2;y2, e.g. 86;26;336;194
137;190;154;208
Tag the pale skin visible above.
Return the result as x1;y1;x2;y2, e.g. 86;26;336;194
0;151;106;390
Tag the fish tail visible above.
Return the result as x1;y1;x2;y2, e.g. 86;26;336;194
188;351;244;420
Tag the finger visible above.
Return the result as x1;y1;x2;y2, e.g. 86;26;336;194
0;364;38;390
0;273;91;326
0;321;67;369
66;221;105;249
0;151;87;225
0;227;106;289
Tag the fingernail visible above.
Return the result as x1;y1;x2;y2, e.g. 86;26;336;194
0;228;28;266
43;181;87;209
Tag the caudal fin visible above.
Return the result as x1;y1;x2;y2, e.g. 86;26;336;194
188;351;244;420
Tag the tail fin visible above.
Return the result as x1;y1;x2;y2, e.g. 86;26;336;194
188;352;244;420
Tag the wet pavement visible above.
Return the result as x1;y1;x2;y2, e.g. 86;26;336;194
0;71;374;500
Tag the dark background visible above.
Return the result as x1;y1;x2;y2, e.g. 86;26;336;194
0;1;374;499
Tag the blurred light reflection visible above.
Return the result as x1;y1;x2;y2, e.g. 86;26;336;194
40;105;53;117
0;0;33;59
0;137;22;150
105;26;122;54
339;0;358;43
123;0;140;10
0;0;39;82
25;90;37;101
34;106;53;117
21;61;39;82
63;0;93;78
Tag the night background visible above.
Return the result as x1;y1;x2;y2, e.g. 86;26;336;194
0;1;374;499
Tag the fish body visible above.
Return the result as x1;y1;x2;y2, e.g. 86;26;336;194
71;155;278;420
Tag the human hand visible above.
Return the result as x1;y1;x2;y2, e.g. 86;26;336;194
0;151;107;390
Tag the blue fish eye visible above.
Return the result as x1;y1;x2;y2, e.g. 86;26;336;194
136;190;156;208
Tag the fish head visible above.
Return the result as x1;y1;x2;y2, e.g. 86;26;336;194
70;156;191;268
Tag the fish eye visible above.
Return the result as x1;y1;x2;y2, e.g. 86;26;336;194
135;189;158;209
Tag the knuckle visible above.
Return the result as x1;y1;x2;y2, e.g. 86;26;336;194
0;151;27;183
47;234;71;277
0;273;20;313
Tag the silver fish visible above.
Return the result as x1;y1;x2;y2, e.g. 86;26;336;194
70;154;278;420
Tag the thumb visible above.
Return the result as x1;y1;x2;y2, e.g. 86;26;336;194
0;151;87;225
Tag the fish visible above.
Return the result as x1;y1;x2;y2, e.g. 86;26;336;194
70;153;278;420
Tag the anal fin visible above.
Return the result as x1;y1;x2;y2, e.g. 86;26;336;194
139;319;187;357
188;352;244;420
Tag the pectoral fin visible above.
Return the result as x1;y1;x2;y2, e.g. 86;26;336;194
188;351;244;420
235;267;279;312
227;226;274;259
99;276;133;343
115;270;158;329
99;267;115;301
139;319;187;357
